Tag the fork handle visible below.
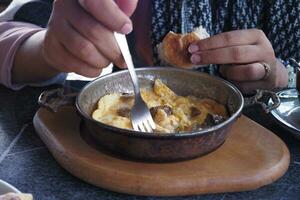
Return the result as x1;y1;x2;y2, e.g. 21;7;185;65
114;32;140;96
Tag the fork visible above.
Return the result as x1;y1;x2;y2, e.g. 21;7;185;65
114;32;156;132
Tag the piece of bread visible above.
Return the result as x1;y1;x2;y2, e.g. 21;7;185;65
0;193;33;200
157;26;209;68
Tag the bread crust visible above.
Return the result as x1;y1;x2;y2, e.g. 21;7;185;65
0;193;33;200
161;31;201;68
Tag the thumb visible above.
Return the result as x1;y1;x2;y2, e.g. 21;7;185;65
115;0;138;17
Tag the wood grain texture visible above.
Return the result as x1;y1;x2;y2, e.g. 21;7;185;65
33;107;290;196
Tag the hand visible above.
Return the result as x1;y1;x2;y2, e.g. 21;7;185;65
188;29;288;94
43;0;138;77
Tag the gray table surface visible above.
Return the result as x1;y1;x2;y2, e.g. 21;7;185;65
0;82;299;200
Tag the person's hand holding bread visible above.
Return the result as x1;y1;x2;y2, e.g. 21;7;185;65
159;28;288;94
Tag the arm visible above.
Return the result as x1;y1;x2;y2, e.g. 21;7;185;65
1;0;138;90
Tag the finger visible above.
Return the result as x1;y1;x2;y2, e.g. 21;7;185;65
115;0;138;16
58;45;103;77
191;45;265;65
44;34;102;77
66;5;126;68
219;63;266;82
78;0;133;34
189;29;265;53
57;21;110;69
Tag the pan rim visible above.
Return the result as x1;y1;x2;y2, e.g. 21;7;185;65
76;67;244;138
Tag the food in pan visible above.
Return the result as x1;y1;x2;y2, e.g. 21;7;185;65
0;193;33;200
157;26;209;68
92;79;228;134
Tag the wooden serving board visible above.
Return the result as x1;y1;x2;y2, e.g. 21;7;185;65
33;107;290;196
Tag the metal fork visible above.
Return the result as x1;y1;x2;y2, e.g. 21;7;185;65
114;32;156;132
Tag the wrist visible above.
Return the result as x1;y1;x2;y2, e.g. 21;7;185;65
275;59;289;88
277;58;297;88
13;30;61;84
34;30;61;76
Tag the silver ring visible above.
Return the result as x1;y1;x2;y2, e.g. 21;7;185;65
261;62;271;80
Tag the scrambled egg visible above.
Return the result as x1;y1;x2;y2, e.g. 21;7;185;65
92;79;228;134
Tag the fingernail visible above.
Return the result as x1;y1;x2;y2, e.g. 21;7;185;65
191;54;201;64
120;23;132;34
78;0;86;8
188;44;199;53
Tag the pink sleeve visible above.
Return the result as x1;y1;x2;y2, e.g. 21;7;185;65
0;21;43;90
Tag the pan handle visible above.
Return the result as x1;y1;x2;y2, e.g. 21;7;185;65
38;88;78;112
244;89;280;113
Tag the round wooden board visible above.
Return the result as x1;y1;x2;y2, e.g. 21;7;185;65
33;107;290;196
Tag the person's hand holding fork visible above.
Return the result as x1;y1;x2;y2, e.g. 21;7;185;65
44;0;138;76
13;0;138;83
